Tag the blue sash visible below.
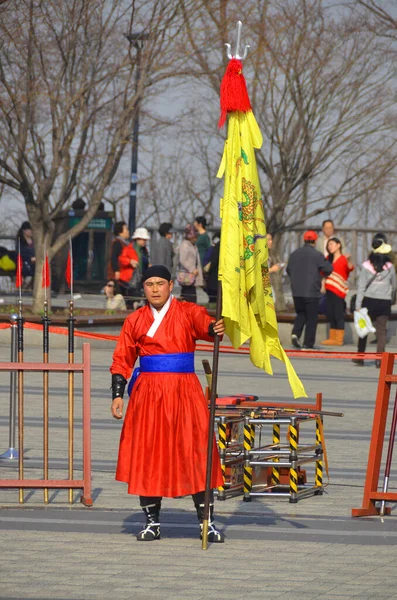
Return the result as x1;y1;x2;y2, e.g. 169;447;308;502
127;352;195;396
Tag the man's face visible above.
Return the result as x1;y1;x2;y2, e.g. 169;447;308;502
323;221;334;238
121;224;130;239
165;232;173;240
135;238;146;247
144;277;173;310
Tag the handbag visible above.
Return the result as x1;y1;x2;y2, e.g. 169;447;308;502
349;272;377;313
127;265;141;292
176;270;196;286
354;308;376;339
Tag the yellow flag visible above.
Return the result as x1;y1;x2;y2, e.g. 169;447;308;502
217;110;306;399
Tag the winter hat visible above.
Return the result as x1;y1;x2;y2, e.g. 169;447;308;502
132;227;150;240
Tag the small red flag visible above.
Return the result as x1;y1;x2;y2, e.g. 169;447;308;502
65;252;71;287
41;255;50;288
15;254;22;288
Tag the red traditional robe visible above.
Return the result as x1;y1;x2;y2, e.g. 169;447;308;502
110;298;224;497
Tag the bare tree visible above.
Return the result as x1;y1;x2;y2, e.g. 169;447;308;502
177;0;397;308
0;0;184;311
354;1;397;37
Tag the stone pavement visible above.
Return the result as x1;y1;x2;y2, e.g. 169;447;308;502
1;332;397;599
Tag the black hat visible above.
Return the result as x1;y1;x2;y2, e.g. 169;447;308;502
142;265;172;283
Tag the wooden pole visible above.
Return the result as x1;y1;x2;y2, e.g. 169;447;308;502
42;298;50;504
17;297;24;504
67;238;75;504
201;280;222;550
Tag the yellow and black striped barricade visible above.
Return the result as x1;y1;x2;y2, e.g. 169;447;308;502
243;415;253;502
215;414;245;500
315;417;324;492
271;423;281;486
248;413;323;503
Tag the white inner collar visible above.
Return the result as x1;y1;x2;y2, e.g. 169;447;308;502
146;295;174;338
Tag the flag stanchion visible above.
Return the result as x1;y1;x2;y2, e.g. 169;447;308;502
68;298;75;505
42;248;51;504
202;281;222;550
17;297;24;505
15;241;25;504
42;298;50;504
67;238;75;505
0;315;18;460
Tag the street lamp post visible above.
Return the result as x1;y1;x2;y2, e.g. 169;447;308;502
126;31;149;236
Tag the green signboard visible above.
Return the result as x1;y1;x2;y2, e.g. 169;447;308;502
68;216;113;230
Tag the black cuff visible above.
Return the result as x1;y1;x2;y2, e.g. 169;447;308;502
111;374;127;400
208;322;215;337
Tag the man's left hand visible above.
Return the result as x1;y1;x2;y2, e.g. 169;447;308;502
213;318;225;335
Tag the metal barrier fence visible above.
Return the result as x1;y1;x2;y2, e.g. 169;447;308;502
0;340;92;506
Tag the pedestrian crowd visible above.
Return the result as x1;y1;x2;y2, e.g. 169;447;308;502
283;219;396;366
106;215;396;366
105;216;220;309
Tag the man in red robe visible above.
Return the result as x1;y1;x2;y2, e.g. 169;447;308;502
110;265;225;542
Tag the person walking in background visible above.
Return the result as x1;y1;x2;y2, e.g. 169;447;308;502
321;237;354;346
131;227;151;296
266;233;283;274
287;230;333;349
150;222;174;274
353;237;396;368
103;279;127;311
316;219;345;257
373;232;397;272
203;231;220;304
108;221;139;299
194;216;211;267
266;232;285;304
16;221;36;288
177;224;203;303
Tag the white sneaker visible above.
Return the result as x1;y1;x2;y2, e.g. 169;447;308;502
291;334;302;349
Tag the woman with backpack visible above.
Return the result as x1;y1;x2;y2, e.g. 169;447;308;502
353;237;396;367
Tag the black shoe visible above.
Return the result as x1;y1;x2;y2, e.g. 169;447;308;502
200;522;225;543
302;345;317;350
291;334;302;349
352;359;364;366
136;523;161;541
136;503;161;541
196;503;225;544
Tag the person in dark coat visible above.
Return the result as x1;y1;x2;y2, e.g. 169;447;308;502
16;221;36;288
286;230;333;349
150;222;174;274
203;231;220;304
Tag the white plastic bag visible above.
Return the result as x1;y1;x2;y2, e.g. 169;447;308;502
354;308;376;339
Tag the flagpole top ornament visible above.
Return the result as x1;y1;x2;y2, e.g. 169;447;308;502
225;21;250;61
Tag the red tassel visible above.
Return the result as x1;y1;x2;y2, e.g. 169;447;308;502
41;255;50;288
15;254;22;288
65;252;71;287
218;58;251;128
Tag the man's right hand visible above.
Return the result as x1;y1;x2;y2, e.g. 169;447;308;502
111;398;124;419
130;259;139;268
115;271;120;281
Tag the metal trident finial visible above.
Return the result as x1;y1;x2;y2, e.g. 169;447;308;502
225;21;250;61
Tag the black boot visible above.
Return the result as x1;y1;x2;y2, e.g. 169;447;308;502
195;503;225;543
136;503;161;541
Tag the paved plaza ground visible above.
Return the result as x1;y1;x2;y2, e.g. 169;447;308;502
1;322;397;599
